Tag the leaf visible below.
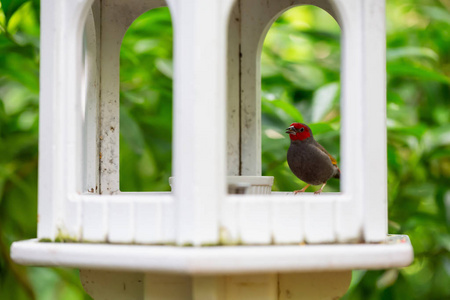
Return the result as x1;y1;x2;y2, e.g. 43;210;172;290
283;63;325;90
376;269;399;289
388;124;427;139
426;125;450;149
0;0;28;25
119;108;145;155
270;99;304;123
420;5;450;25
387;47;439;62
155;58;173;79
309;122;335;135
311;82;339;122
388;62;450;84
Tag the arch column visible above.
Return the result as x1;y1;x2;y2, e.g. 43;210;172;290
98;0;167;195
172;0;235;246
232;0;338;176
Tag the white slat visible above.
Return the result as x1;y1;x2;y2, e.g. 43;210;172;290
361;0;388;242
135;200;162;244
108;200;134;243
38;0;60;240
271;197;304;244
82;197;107;242
305;199;335;243
162;197;176;243
63;199;82;241
220;197;239;245
238;196;271;244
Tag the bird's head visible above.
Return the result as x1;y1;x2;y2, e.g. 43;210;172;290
285;122;313;141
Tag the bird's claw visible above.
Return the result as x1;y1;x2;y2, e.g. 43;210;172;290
293;190;305;194
293;184;311;194
314;190;322;195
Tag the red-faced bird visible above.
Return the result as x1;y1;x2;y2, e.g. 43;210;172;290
285;123;340;194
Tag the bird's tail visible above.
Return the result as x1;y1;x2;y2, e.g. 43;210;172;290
333;166;340;179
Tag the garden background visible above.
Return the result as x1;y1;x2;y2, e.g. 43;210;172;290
0;0;449;299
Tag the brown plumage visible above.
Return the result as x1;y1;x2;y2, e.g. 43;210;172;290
286;122;340;194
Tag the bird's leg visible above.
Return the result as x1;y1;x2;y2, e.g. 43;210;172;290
314;182;327;194
294;184;310;194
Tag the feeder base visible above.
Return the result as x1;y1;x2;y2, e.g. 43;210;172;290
80;270;352;300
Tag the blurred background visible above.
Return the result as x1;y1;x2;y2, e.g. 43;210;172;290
0;0;449;299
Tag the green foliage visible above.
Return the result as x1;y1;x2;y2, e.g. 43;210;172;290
261;6;341;193
0;0;449;299
119;7;173;192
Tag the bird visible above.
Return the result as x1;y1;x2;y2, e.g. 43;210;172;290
285;122;340;194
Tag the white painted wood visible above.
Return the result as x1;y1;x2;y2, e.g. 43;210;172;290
132;195;176;244
228;176;274;194
361;0;388;242
239;0;263;176
80;271;352;300
226;1;241;176
96;0;119;190
220;197;240;245
11;236;413;273
81;270;144;300
238;196;271;244
223;193;347;245
63;0;96;240
234;0;363;244
109;200;134;243
172;0;234;246
135;200;164;244
193;276;225;300
162;197;177;243
99;0;166;195
239;0;338;177
272;198;304;244
38;0;60;240
64;0;95;196
36;0;394;283
82;1;100;195
305;199;335;243
332;0;365;244
145;273;192;300
62;198;82;240
27;2;408;299
82;198;107;242
279;271;352;300
226;274;278;300
37;0;95;240
79;193;175;243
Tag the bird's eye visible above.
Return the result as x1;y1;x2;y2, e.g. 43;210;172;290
300;128;305;132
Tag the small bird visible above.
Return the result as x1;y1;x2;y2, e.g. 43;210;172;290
285;122;340;194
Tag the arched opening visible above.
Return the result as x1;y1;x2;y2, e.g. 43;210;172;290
261;5;341;193
119;7;173;192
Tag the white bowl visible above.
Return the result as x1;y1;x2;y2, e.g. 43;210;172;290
169;176;274;194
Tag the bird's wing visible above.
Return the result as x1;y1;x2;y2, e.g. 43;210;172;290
314;142;338;166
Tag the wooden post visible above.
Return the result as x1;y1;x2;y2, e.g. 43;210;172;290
80;270;352;300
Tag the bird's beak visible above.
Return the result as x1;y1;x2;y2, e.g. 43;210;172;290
285;126;296;134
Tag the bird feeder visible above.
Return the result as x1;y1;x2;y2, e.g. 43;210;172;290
11;0;413;299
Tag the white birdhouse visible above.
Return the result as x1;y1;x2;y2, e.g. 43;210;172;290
11;0;413;299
